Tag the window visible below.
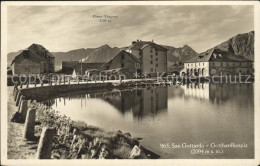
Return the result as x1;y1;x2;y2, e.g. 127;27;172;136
106;66;109;70
156;64;158;67
150;68;153;72
156;58;158;61
121;63;124;67
151;55;153;58
139;51;142;56
150;48;153;53
150;61;153;64
121;54;124;59
156;51;158;56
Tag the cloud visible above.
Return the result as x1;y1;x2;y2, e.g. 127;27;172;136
7;5;254;53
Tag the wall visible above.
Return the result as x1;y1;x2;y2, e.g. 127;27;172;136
48;57;55;72
142;46;167;75
183;61;253;76
104;52;140;75
183;62;210;76
20;83;113;101
12;58;41;75
209;62;253;75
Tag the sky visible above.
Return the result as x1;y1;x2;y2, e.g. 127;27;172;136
7;5;254;53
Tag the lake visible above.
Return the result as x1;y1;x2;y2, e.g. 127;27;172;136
46;83;254;159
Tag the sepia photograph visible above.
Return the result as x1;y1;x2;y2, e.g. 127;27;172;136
1;1;259;165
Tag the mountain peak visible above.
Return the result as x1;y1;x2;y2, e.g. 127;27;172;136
99;44;111;49
183;44;192;50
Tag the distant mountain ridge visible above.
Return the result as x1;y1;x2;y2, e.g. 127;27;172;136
51;48;95;69
8;43;198;70
7;31;253;71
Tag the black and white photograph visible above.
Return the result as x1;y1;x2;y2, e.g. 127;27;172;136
1;1;260;165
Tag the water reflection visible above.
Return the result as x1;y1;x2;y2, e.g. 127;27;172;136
48;83;254;159
171;83;254;105
45;87;168;119
96;87;168;118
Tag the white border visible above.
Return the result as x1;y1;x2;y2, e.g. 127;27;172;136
1;1;260;166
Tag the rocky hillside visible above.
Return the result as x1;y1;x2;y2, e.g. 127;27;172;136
211;31;254;60
82;44;121;63
163;44;198;67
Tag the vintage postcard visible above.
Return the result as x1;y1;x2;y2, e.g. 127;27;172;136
1;1;259;166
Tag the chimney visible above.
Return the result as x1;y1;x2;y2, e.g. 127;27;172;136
132;41;137;45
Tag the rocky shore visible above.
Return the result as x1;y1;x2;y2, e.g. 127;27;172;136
32;101;152;159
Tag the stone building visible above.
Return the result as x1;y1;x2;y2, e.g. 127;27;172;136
125;40;168;76
103;50;141;79
11;44;55;75
182;49;253;77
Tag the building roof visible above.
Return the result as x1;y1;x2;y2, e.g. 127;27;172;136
29;43;54;58
127;40;168;51
11;50;42;65
185;49;252;63
105;50;142;65
11;43;54;65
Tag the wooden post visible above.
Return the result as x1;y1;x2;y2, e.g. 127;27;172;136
13;85;16;96
13;86;17;97
36;127;56;159
19;99;28;123
14;89;19;101
19;82;23;89
16;91;22;106
18;96;24;111
23;108;36;140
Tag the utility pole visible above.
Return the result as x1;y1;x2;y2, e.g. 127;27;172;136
81;54;83;76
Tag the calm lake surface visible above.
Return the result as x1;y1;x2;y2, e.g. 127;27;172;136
48;83;254;159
